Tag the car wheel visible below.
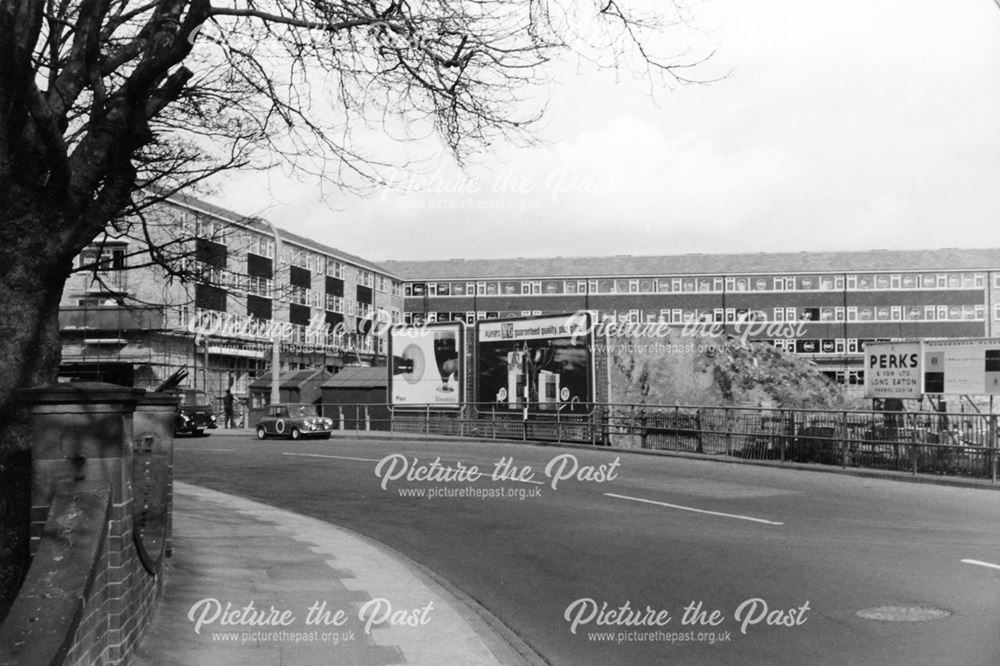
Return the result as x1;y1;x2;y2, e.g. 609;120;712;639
322;433;331;440
256;427;267;440
194;429;205;437
290;427;301;440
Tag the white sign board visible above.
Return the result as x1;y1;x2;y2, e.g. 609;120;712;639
389;322;464;407
863;342;923;399
923;338;1000;395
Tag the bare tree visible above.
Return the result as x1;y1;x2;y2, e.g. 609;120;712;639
0;0;706;613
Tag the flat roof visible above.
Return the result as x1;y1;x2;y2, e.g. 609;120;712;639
381;248;1000;281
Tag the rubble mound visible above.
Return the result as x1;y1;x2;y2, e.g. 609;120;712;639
608;330;846;408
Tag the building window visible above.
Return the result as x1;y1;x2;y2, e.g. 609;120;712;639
79;245;127;272
326;294;343;312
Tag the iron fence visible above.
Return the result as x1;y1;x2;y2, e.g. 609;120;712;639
291;401;998;482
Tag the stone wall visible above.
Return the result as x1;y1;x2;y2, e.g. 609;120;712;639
0;384;175;666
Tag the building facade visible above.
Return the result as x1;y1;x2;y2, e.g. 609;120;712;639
383;250;1000;384
60;193;404;409
59;189;1000;405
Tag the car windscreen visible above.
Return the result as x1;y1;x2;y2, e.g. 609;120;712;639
294;405;321;417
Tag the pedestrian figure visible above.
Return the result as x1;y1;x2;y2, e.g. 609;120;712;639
224;389;235;429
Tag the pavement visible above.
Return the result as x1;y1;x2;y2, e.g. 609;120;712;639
132;481;543;666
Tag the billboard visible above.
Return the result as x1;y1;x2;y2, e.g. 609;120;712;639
475;313;593;414
863;342;922;399
389;322;464;408
923;338;1000;395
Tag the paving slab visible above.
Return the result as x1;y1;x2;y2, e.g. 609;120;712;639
132;482;541;665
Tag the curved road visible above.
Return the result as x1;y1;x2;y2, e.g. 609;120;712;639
175;433;1000;665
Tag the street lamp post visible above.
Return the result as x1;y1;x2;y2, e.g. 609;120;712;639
264;220;284;406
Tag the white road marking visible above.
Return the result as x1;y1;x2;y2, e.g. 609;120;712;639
961;559;1000;571
283;452;382;462
604;492;784;526
176;448;234;452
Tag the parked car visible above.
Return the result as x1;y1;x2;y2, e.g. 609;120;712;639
256;404;334;440
168;388;217;436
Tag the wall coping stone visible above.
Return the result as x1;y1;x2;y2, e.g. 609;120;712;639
0;481;111;666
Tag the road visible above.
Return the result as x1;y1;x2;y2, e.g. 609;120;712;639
174;432;1000;665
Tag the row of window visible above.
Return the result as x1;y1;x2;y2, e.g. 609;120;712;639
173;208;402;292
771;338;868;355
407;271;991;297
78;246;128;272
185;304;389;354
411;303;987;326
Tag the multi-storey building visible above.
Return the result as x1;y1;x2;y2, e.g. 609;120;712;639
383;250;1000;383
59;186;1000;404
60;192;404;403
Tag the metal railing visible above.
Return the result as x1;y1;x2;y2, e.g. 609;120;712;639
269;401;999;482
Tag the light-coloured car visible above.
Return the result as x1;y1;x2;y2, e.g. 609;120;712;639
256;404;334;440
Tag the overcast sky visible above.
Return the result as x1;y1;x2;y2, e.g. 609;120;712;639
212;0;1000;264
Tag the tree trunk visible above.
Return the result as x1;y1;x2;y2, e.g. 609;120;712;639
0;200;75;620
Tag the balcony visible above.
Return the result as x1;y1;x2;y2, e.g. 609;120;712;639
59;306;166;332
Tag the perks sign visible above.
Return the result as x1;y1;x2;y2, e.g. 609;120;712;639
864;342;922;399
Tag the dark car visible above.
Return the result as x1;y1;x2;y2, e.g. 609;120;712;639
256;404;334;440
168;388;217;436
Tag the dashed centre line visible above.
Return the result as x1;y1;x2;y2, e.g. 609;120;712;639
961;559;1000;571
282;452;382;463
604;492;784;526
176;447;234;452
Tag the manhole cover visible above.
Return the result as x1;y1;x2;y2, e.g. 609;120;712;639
856;606;951;622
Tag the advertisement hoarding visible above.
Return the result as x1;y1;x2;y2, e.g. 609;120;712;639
475;313;593;414
863;342;922;399
923;338;1000;396
389;322;464;408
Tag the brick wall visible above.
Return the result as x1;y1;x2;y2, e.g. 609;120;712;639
0;385;174;666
